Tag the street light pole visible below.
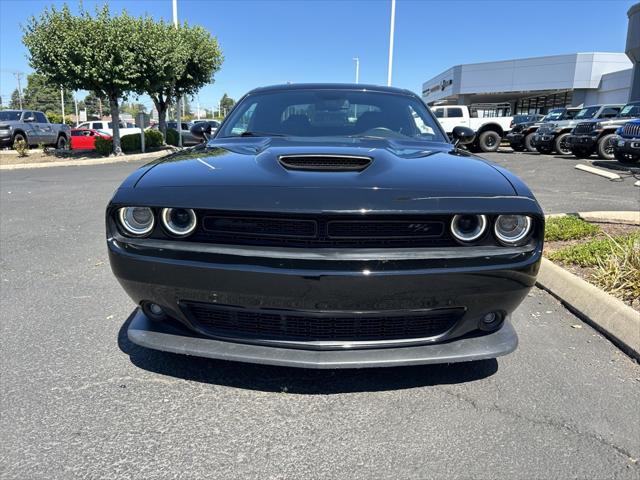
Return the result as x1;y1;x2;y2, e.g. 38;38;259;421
60;87;65;123
172;0;183;147
14;72;24;110
353;57;360;84
387;0;396;87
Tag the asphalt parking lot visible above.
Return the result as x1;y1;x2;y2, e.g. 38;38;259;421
1;150;639;479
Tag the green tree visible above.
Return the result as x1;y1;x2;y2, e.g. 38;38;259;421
9;89;22;109
23;5;143;154
134;17;223;138
21;73;73;115
83;91;110;118
220;93;235;116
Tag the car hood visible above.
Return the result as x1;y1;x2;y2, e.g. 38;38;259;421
134;137;517;197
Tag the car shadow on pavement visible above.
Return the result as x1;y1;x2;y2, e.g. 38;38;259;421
117;311;499;394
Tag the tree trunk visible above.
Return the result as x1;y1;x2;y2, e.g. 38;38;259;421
109;96;123;156
152;96;168;142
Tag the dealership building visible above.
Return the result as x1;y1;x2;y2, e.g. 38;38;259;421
421;52;632;115
421;4;640;115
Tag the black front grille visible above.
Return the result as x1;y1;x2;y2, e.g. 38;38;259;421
623;123;640;138
536;125;553;135
279;155;372;171
193;213;455;248
573;122;595;135
183;301;463;346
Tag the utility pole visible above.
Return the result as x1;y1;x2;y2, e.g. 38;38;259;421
14;72;24;109
98;97;103;118
196;98;201;120
173;0;183;147
74;91;79;127
387;0;396;87
60;86;65;123
353;57;360;84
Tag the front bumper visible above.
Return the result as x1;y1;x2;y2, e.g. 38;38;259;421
532;133;555;149
128;308;518;369
613;137;640;155
109;229;541;367
567;134;597;150
0;131;12;146
506;133;524;148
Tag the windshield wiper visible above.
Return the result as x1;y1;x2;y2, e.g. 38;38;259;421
234;131;288;138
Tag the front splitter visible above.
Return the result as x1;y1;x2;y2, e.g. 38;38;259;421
127;309;518;369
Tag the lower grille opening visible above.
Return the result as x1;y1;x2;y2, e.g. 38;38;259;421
183;301;463;348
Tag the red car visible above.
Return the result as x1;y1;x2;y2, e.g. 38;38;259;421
70;128;111;150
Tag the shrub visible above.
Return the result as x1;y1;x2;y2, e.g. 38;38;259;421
120;133;142;153
165;128;179;146
145;129;163;148
592;234;640;304
44;111;74;126
94;136;112;156
548;232;640;267
545;216;600;241
13;138;29;157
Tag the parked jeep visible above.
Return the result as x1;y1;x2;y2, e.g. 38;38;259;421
567;101;640;159
0;110;71;149
613;118;640;164
507;108;579;152
532;104;622;155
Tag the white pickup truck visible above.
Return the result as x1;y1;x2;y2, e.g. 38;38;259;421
430;105;513;152
76;120;142;137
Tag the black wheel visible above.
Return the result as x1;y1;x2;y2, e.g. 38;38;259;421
12;132;27;146
614;150;639;164
554;133;571;155
478;131;501;152
596;133;615;160
572;148;593;159
524;132;537;152
56;135;68;150
536;146;553;155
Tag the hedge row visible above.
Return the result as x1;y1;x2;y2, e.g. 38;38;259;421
94;129;168;156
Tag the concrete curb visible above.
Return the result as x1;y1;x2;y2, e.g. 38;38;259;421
545;211;640;225
537;258;640;360
0;150;172;170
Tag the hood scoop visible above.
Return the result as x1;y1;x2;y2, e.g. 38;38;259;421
278;154;372;172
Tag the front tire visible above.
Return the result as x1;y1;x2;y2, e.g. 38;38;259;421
554;133;571;155
596;134;615;160
12;132;27;147
524;132;537;152
56;135;68;150
478;131;501;152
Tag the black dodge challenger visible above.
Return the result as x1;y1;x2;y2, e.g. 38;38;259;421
107;84;543;369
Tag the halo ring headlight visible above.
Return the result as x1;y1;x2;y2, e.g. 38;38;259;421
161;208;197;237
450;214;488;243
494;215;533;246
117;207;155;237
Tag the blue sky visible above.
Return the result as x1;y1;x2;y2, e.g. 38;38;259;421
0;0;635;112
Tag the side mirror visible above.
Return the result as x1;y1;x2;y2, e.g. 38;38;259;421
451;126;475;146
190;122;212;141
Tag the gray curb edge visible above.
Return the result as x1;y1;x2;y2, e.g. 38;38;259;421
537;258;640;361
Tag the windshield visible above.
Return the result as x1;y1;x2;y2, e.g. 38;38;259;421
218;89;447;142
0;111;22;121
618;103;640;118
574;107;599;120
544;109;565;121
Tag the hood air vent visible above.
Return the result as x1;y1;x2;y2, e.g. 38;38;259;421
279;154;372;172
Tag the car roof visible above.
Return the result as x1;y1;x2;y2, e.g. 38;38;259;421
246;83;417;97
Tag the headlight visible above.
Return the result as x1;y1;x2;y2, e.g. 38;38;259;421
161;208;197;237
494;215;533;246
450;214;488;243
118;207;155;237
593;122;603;131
